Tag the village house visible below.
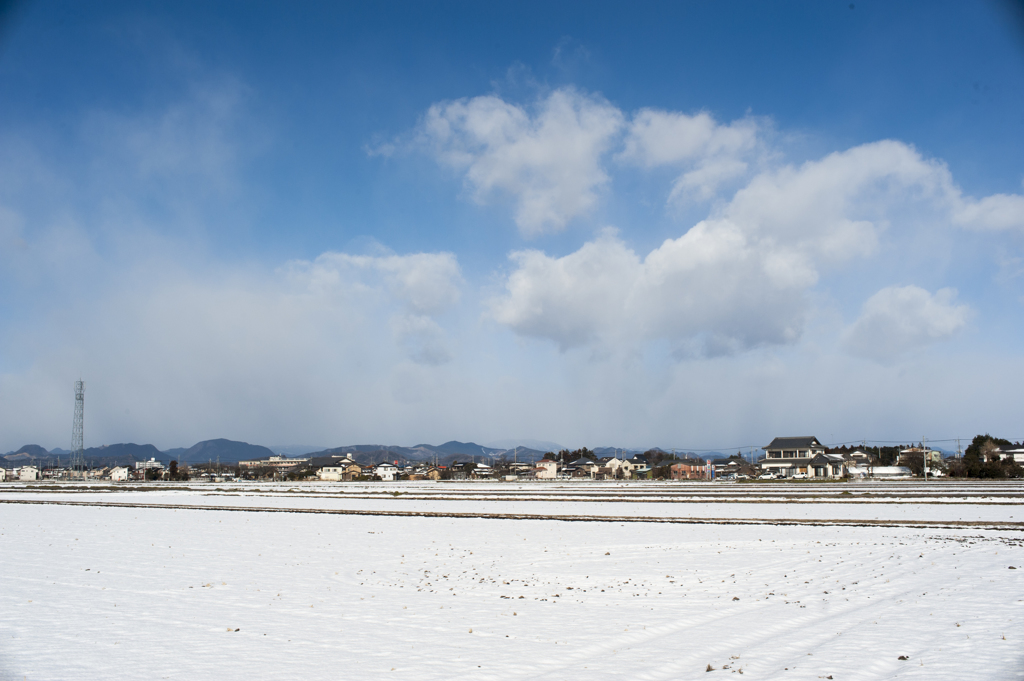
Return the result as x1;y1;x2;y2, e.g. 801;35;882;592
898;448;943;468
710;454;759;479
18;466;40;481
632;465;653;479
447;461;475;480
670;459;708;480
531;459;559;480
406;466;442;481
995;444;1024;463
473;462;495;478
318;464;346;481
595;457;628;479
760;436;826;478
568;457;599;478
373;462;398;482
807;452;847;478
110;466;131;482
621;457;647;478
316;455;363;481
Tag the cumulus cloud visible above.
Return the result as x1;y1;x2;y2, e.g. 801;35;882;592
620;109;760;200
412;87;1024;243
420;88;624;235
490;226;804;356
952;193;1024;231
842;286;970;362
490;139;1018;356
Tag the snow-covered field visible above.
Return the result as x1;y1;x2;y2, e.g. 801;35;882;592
2;483;1022;679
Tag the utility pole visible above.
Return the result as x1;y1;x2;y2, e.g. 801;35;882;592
923;437;928;481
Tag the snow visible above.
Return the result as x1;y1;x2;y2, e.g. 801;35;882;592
1;482;1022;679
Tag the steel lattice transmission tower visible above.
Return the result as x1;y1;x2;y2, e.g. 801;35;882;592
70;380;85;479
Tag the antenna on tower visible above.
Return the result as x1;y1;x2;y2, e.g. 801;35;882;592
71;380;85;480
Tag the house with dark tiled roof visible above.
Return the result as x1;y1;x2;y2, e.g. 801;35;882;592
760;436;829;478
996;444;1024;464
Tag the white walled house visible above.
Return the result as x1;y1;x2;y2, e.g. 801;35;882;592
0;468;6;481
532;459;558;479
622;457;647;478
110;466;131;482
18;466;40;481
318;466;345;482
374;462;398;482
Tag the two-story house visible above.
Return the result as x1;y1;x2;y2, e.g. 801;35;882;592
760;436;826;478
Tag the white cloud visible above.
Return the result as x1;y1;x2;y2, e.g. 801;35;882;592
0;243;468;451
842;285;970;362
288;251;462;316
620;109;760;200
620;109;758;167
421;88;624;236
952;193;1024;231
284;250;462;365
390;315;453;366
490;226;805;356
490;139;1022;357
414;88;1024;243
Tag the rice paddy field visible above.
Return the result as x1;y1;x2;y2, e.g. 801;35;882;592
2;480;1022;680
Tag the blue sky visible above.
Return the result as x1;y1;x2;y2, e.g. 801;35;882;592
1;0;1023;452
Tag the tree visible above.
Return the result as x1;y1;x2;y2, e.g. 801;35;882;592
902;451;924;477
555;448;595;464
169;460;178;480
652;464;673;479
961;434;1014;478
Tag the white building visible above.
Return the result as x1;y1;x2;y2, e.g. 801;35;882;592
18;466;40;481
532;459;558;479
238;455;310;470
110;466;131;482
868;465;914;479
374;462;398;482
0;468;6;481
996;444;1024;464
318;462;359;481
135;458;165;472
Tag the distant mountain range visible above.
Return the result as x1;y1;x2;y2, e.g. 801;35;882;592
303;441;549;467
0;439;702;469
1;438;274;468
483;439;565;453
